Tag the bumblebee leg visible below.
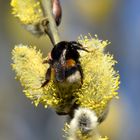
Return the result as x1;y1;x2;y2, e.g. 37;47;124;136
56;112;69;115
41;67;51;87
43;53;52;64
43;59;48;64
77;63;83;84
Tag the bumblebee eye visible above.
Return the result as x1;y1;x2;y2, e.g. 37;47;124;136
51;41;67;60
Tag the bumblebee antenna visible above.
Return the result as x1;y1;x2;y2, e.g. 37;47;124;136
70;41;89;52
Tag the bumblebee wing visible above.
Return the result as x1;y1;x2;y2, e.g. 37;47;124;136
54;62;65;82
55;48;67;82
77;62;83;84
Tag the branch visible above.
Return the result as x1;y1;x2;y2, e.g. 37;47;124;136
41;0;61;45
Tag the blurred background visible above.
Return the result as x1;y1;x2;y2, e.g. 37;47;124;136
0;0;140;139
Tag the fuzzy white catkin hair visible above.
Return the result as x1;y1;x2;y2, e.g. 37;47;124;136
68;108;100;140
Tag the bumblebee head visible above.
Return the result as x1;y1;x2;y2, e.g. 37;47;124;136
51;41;88;62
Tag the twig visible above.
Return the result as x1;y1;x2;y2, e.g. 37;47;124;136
41;0;61;45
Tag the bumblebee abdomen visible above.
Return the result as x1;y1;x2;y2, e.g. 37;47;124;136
66;70;81;84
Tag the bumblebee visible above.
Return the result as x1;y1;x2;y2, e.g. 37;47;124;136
42;41;88;88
